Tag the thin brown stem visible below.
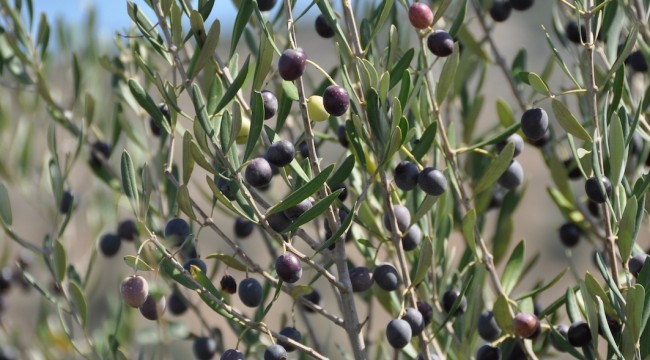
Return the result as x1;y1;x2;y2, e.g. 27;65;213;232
584;0;620;288
470;0;526;111
282;1;366;358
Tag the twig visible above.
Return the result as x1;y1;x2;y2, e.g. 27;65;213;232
584;0;620;287
417;31;539;360
282;1;366;359
148;234;329;360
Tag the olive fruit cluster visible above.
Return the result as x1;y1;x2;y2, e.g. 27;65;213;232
393;161;448;196
120;275;165;320
98;219;139;257
489;0;534;23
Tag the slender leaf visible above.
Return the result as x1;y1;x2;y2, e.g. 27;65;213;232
436;47;459;104
244;90;263;161
474;142;514;194
190;20;220;79
123;255;154;272
214;56;251;115
230;0;254;59
67;282;88;329
282;189;344;232
501;241;525;295
266;164;335;216
412;238;433;286
551;99;592;142
121;151;139;217
205;253;249;272
128;79;170;134
618;196;638;263
0;182;12;226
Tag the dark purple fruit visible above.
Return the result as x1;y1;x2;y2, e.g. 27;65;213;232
476;345;501;360
139;294;166;320
478;310;502;341
193;337;217;360
604;315;622;335
559;222;581;247
349;266;373;292
277;327;301;352
184;258;207;274
217;175;237;201
298;141;309;158
418;167;448;195
513;312;540;339
0;346;16;360
267;212;293;233
511;0;534;10
220;274;237;294
117;219;138;241
490;0;512;22
386;319;412;348
507;340;526;360
337;125;348;148
245;157;273;188
333;183;348;201
630;133;643;155
550;324;569;352
265;140;295;167
427;30;454;57
120;275;149;307
234;217;255;238
585;176;612;203
275;253;302;283
284;199;312;220
322;85;350;117
257;0;277;12
59;190;74;214
568;321;592;346
221;349;244;360
373;263;401;291
90;141;111;168
394;161;420;191
149;117;161;137
566;21;587;44
168;290;188;315
402;224;422;251
99;233;121;257
498;160;524;190
315;15;335;38
259;90;278;120
402;307;425;334
627;50;648;73
238;278;263;307
278;49;307;81
563;158;582;179
325;211;350;240
587;200;600;217
441;289;467;316
301;289;321;313
409;3;433;29
383;204;411;233
530;130;551;148
165;218;191;245
496;134;524;157
629;253;647;277
0;267;13;294
264;344;288;360
521;108;549;141
417;301;433;325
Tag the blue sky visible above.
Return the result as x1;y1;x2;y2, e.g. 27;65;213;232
34;0;239;35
